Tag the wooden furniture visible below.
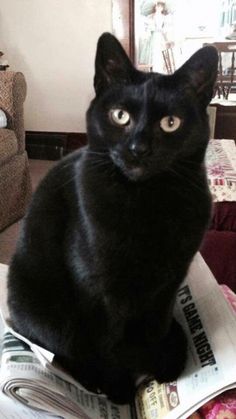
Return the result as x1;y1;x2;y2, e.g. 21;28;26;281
112;0;134;61
137;64;153;72
162;44;176;74
211;103;236;139
204;41;236;99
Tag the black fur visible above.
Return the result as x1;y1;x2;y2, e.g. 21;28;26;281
7;33;218;404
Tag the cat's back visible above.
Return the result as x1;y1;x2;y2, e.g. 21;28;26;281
29;148;85;208
8;148;85;288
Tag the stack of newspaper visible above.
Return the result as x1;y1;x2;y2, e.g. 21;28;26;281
0;253;236;419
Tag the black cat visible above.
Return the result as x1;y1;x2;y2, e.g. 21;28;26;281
7;33;218;404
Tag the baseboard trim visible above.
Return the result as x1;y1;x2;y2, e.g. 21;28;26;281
25;131;87;160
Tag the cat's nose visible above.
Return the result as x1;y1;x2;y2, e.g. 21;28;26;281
129;141;150;158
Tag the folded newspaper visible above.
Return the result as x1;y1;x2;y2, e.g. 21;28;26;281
0;253;236;419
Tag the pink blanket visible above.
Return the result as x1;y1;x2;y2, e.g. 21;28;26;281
206;139;236;202
201;139;236;292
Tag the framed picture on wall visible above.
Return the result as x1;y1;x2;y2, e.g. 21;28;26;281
112;0;176;73
112;0;224;73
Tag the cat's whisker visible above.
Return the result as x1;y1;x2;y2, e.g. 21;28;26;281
55;174;78;190
176;159;203;169
87;159;111;170
169;167;206;194
56;158;85;174
86;150;110;158
54;156;115;190
87;152;111;163
175;161;206;177
58;164;112;189
85;158;115;178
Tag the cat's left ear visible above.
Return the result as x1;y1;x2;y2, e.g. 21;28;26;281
176;46;218;107
94;32;136;95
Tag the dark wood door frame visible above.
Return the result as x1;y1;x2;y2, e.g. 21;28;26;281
112;0;135;62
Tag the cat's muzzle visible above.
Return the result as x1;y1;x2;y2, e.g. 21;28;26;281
110;150;145;181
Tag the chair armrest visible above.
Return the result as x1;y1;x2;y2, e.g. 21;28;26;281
0;71;27;152
0;128;18;163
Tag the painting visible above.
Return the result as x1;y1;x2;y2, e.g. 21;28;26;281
134;0;176;73
134;0;224;74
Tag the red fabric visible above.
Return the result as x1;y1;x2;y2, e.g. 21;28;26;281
200;202;236;292
200;230;236;292
210;202;236;232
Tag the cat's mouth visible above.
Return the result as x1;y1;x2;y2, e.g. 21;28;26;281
110;151;145;181
123;165;145;181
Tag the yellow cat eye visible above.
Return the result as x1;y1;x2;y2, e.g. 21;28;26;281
160;116;181;133
110;109;130;126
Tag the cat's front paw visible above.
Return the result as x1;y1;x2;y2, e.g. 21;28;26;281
153;319;188;383
101;374;136;405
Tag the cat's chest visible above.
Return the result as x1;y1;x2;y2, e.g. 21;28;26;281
80;160;210;232
91;191;201;269
92;184;205;238
78;172;211;274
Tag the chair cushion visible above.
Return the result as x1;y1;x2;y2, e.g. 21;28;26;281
0;129;18;164
0;151;31;231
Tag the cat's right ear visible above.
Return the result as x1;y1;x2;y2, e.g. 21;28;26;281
94;33;135;95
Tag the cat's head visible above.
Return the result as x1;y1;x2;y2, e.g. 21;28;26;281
86;33;218;181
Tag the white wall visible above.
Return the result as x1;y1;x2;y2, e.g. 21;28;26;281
0;0;112;132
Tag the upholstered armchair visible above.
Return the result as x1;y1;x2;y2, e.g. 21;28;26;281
0;71;31;231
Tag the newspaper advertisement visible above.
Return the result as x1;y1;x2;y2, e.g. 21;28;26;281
135;253;236;419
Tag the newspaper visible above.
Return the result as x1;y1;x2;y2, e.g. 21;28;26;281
0;253;236;419
135;253;236;419
0;263;133;419
0;315;133;419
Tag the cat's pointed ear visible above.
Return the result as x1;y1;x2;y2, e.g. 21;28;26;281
176;46;218;107
94;33;136;95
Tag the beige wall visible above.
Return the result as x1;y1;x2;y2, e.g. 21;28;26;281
0;0;112;132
